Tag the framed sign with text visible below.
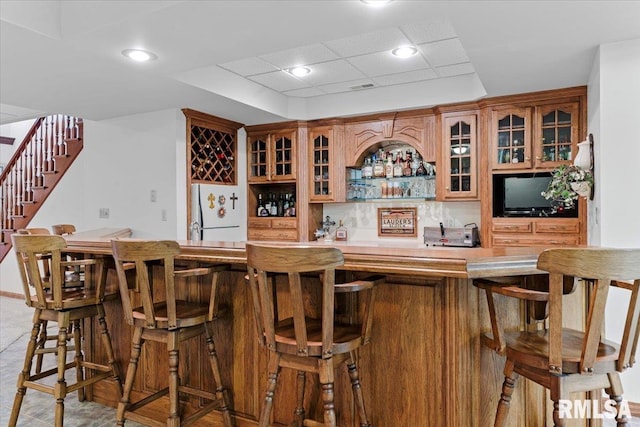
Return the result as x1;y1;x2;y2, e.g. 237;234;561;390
377;207;417;237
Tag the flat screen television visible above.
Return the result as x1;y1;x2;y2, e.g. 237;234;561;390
493;173;577;217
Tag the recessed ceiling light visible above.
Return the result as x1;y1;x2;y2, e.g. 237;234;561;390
122;49;157;62
360;0;394;6
391;45;418;58
287;66;311;77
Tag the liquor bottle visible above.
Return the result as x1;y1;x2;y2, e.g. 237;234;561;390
385;152;394;178
411;151;421;176
335;220;348;241
283;193;290;216
257;194;269;217
277;193;285;217
269;193;278;216
403;151;413;176
289;194;296;217
373;154;385;178
362;157;373;179
393;152;403;177
416;160;427;176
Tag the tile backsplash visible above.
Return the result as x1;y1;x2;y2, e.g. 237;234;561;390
321;201;481;243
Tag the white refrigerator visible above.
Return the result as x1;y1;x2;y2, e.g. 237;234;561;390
192;183;246;242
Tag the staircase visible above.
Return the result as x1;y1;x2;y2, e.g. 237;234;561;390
0;115;83;262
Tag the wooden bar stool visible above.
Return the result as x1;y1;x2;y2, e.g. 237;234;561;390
111;239;234;427
9;234;123;427
476;248;640;427
17;227;85;373
246;243;384;427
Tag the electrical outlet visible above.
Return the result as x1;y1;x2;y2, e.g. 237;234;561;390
161;209;167;221
150;190;157;202
99;208;109;219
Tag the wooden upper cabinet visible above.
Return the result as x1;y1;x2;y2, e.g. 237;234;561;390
490;102;579;171
247;128;296;182
308;124;345;203
490;107;533;170
440;112;478;200
534;103;580;168
344;114;435;166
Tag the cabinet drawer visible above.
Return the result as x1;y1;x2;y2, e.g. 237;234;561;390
493;235;579;247
248;228;298;241
248;218;271;228
534;221;579;234
492;221;533;233
272;218;297;229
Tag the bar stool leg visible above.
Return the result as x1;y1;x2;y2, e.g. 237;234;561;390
117;326;143;426
167;335;180;427
318;359;336;427
97;304;123;396
204;322;234;427
54;312;71;427
347;351;370;427
259;353;281;427
8;316;42;427
495;359;518;427
35;319;48;374
73;319;85;402
293;371;306;427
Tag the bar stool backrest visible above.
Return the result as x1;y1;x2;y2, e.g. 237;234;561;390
246;244;345;359
537;248;640;374
12;234;105;310
111;239;181;329
51;224;76;236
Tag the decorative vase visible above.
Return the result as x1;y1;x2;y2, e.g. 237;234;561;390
571;181;591;197
574;139;591;170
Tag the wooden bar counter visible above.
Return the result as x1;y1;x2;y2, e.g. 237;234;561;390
65;236;584;427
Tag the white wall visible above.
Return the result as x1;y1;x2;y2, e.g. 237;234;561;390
588;37;640;402
0;109;193;293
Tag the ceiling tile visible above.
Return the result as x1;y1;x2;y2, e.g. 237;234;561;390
401;19;458;44
218;57;279;76
317;78;377;94
300;60;367;86
248;71;310;92
324;27;411;57
372;68;438;86
348;50;430;77
259;43;340;69
283;87;327;97
436;62;476;77
419;38;470;67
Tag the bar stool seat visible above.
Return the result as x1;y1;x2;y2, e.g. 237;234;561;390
111;239;234;427
246;243;384;427
9;233;123;427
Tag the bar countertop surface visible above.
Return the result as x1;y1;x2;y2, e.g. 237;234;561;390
64;229;559;279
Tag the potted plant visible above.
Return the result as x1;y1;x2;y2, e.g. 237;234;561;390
541;164;593;213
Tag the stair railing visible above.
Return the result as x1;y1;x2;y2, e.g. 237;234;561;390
1;114;82;245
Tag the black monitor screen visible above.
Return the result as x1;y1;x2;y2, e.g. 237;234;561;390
504;175;552;211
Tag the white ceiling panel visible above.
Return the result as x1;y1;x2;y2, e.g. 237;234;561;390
420;38;470;67
259;43;340;69
283;87;327;98
372;69;438;86
317;78;377;95
348;50;430;77
324;27;411;58
300;60;367;87
436;62;475;77
219;57;280;77
401;20;458;44
248;71;310;92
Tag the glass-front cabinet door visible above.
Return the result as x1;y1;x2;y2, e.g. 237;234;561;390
248;133;269;182
247;130;296;182
491;107;532;170
311;132;330;199
271;131;296;180
442;113;477;199
535;103;579;168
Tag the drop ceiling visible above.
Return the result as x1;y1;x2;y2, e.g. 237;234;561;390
1;0;639;126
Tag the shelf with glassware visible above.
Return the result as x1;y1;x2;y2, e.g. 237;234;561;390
346;147;436;201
